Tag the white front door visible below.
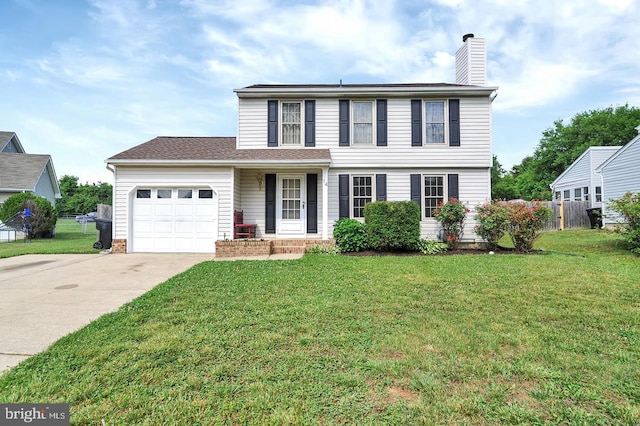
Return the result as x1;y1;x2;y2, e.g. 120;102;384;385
277;174;306;236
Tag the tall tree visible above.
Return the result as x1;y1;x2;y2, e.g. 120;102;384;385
56;175;112;217
511;104;640;200
491;155;518;200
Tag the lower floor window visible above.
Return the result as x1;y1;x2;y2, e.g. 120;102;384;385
574;188;582;201
352;176;372;217
595;186;602;202
424;176;444;218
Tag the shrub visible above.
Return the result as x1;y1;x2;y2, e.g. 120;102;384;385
332;218;369;252
0;192;57;238
609;192;640;254
434;198;469;249
364;201;421;251
416;239;448;254
505;202;552;252
475;201;511;250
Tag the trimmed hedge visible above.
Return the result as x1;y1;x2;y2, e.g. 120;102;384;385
364;201;421;251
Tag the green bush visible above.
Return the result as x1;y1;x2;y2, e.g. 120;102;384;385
307;244;340;255
505;202;552;252
475;201;511;250
609;192;640;254
0;192;58;238
332;218;369;252
434;198;469;249
416;239;448;254
364;201;421;251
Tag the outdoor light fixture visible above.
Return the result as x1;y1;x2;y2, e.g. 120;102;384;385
257;172;264;190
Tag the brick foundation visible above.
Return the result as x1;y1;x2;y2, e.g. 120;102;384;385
111;239;127;254
215;239;335;257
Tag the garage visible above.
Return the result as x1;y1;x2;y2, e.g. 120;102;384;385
131;187;218;253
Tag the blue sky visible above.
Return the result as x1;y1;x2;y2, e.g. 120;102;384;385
1;0;639;184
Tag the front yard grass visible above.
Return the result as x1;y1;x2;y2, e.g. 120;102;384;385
1;229;639;424
0;219;97;258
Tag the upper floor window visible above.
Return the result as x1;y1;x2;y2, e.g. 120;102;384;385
281;102;302;145
412;99;459;147
353;101;374;145
425;101;445;144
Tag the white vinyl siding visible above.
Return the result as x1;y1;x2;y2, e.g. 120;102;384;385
550;146;621;207
599;135;640;225
112;167;233;250
327;168;489;242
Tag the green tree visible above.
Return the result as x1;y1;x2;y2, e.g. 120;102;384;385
0;192;57;238
510;104;640;200
491;155;518;200
56;175;112;217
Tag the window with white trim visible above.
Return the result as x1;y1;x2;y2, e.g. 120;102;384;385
424;175;444;218
281;102;302;145
352;101;374;145
574;188;582;201
563;190;570;201
595;186;602;202
425;101;445;144
352;176;373;218
555;191;561;200
583;186;589;201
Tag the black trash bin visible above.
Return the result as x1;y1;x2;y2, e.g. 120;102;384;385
94;218;113;249
585;207;602;229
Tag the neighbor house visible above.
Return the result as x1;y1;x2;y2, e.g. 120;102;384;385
0;131;61;207
549;146;621;207
595;125;640;227
106;34;498;254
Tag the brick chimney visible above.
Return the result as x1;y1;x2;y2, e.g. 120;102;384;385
455;33;486;86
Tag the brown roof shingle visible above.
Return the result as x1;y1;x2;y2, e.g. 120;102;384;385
108;137;331;162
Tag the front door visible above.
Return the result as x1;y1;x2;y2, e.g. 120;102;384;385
277;174;306;236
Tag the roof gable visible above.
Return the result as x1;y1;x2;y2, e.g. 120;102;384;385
0;153;53;191
0;131;26;153
596;132;640;172
550;146;621;188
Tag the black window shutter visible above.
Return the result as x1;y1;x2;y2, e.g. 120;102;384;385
411;100;422;146
267;100;278;147
338;174;350;218
449;99;460;147
339;100;350;146
305;100;316;147
376;174;387;201
376;99;387;146
265;174;276;233
448;174;459;201
307;174;317;233
410;174;422;207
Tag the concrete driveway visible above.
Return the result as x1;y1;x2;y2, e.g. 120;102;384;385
0;252;212;374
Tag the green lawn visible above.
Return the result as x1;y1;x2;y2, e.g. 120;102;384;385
0;219;98;258
1;229;639;424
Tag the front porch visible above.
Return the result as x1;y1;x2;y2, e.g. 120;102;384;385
215;238;335;258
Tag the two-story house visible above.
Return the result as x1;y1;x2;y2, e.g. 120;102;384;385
106;34;497;254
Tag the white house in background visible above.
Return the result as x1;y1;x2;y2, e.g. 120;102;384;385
106;34;498;254
595;125;640;226
0;131;61;207
549;146;621;208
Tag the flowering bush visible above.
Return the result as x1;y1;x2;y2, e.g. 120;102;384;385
505;202;552;252
475;201;511;250
434;198;469;249
609;192;640;255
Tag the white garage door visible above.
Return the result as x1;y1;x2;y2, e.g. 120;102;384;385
132;188;218;253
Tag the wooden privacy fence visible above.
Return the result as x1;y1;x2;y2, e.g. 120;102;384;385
540;200;591;231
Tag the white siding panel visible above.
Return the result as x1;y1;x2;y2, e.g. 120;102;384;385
601;137;640;224
327;168;489;242
113;166;233;245
237;98;268;149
